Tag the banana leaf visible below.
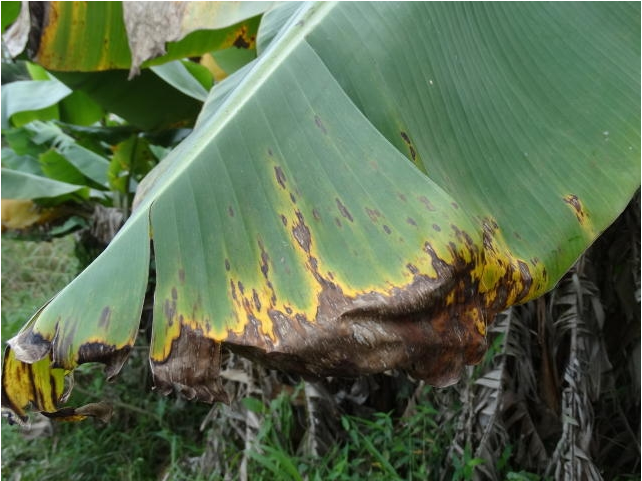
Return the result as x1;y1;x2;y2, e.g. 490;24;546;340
2;2;639;421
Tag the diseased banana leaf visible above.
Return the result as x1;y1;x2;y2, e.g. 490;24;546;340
5;1;267;74
2;2;639;421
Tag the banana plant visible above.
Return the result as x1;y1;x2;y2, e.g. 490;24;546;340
2;2;639;422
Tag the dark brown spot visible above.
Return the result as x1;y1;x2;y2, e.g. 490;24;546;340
233;33;250;49
407;263;419;274
237;281;245;295
365;207;381;223
335;217;342;228
481;218;497;253
178;269;185;283
398;193;407;202
274;166;286;189
400;131;417;161
225;259;231;271
419;195;436;211
267;280;277;305
290;193;297;204
406;217;417;226
268;148;273;156
164;299;175;324
259;241;270;279
451;202;459;210
514;231;522;240
171;287;178;300
432;224;441;232
383;225;391;234
516;260;533;302
336;198;353;222
230;280;237;301
314;115;327;134
179;314;184;323
99;307;111;329
280;214;288;226
228;206;235;217
292;211;312;253
312;208;321;221
563;194;588;224
252;289;262;311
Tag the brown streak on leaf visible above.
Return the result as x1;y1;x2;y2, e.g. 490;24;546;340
516;260;533;302
252;289;262;312
400;131;417;161
418;195;436;211
274;165;286;189
232;28;250;49
365;207;381;223
314;115;327;134
258;240;270;279
563;194;588;225
336;198;354;222
164;299;176;325
292;210;312;253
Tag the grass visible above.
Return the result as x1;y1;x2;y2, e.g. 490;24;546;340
1;236;80;342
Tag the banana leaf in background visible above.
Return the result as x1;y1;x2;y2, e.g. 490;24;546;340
1;2;266;233
1;2;639;421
